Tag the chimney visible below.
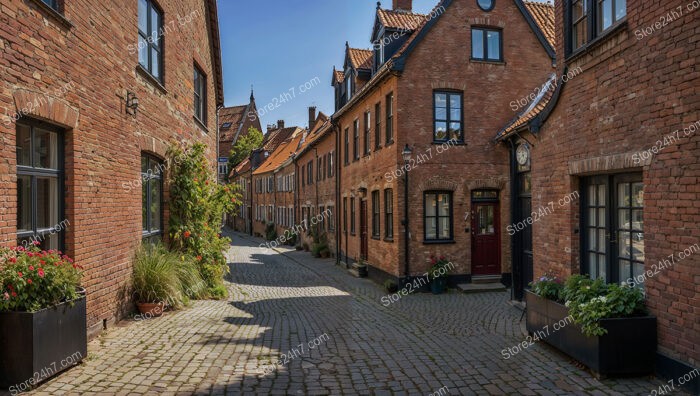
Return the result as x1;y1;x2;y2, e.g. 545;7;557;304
277;120;285;129
308;107;317;129
267;124;276;133
392;0;412;11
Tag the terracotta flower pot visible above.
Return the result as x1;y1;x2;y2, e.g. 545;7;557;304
136;302;165;317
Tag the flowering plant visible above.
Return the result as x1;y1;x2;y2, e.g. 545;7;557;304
561;275;646;337
428;255;452;281
529;274;563;302
0;243;83;312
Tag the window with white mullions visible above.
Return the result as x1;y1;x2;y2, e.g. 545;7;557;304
138;0;164;82
424;192;453;242
434;92;463;142
16;121;64;250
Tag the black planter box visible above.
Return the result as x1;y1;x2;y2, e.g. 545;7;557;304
525;291;656;376
0;296;87;389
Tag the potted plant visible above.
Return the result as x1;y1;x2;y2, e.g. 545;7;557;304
132;244;191;317
526;274;656;376
384;279;399;293
355;258;368;278
0;243;86;388
428;256;451;294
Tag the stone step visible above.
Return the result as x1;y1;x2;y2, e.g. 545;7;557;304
471;275;502;284
348;268;361;278
457;282;507;293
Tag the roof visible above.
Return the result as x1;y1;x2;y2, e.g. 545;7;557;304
253;133;304;175
263;127;299;153
348;48;373;70
296;113;331;156
205;0;224;106
523;1;555;48
495;73;558;140
229;157;251;179
376;8;426;32
333;0;556;119
219;105;248;143
332;69;345;84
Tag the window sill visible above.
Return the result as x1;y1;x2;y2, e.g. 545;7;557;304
136;65;167;94
194;116;209;133
371;236;381;240
423;239;456;245
351;232;356;236
385;140;395;147
470;58;505;65
432;140;465;146
384;237;394;243
565;20;628;64
29;0;73;28
375;145;382;151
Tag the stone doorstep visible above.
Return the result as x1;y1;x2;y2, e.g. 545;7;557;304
457;283;507;293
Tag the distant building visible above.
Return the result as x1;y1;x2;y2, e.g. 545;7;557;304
218;91;262;181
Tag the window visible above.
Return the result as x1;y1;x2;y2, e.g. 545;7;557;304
477;0;495;11
221;122;232;129
141;154;163;242
434;92;463;142
317;157;322;180
344;128;350;165
41;0;59;11
301;164;306;187
424;192;453;241
194;64;207;124
328;152;335;177
138;0;164;82
353;119;360;161
372;191;380;238
385;93;394;144
16;121;64;250
346;70;353;100
343;197;348;233
471;28;502;61
350;197;356;234
384;189;393;239
582;174;644;287
328;206;335;231
374;103;382;149
319;206;325;230
307;161;314;185
568;0;626;54
364;111;371;155
218;162;227;177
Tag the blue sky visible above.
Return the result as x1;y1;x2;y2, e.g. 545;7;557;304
217;0;550;130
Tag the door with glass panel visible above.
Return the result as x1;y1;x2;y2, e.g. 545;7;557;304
582;174;644;285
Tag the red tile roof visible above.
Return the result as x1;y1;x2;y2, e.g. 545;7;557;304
333;69;345;84
496;73;557;139
348;48;373;70
523;1;555;48
253;133;303;175
262;127;299;154
219;105;248;143
376;8;426;31
296;113;331;155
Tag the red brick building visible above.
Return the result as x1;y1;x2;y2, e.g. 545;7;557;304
332;0;555;287
496;0;699;390
217;91;262;181
0;0;223;335
295;109;337;252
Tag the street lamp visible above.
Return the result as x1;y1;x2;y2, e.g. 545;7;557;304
402;144;412;285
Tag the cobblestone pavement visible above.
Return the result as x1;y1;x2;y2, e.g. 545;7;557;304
18;230;681;395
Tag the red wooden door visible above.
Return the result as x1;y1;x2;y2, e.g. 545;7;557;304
360;200;368;260
471;202;501;276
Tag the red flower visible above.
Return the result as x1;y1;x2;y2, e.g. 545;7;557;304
11;292;17;297
17;272;22;278
8;284;14;292
32;240;40;246
205;181;209;185
29;265;34;271
27;279;32;285
38;268;45;278
39;260;45;266
184;231;191;239
196;256;202;261
8;257;16;263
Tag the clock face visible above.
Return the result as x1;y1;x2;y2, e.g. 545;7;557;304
516;144;529;165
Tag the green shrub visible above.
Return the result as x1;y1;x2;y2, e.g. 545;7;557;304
283;230;297;246
529;274;563;302
208;284;228;300
132;244;185;308
428;255;452;280
265;222;277;241
167;142;239;290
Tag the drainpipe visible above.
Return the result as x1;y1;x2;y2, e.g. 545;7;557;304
293;154;299;247
248;166;253;236
507;138;517;301
403;162;409;286
334;124;341;266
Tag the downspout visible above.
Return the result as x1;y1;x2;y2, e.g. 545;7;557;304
248;167;253;236
334;124;341;266
507;137;517;301
293;154;299;247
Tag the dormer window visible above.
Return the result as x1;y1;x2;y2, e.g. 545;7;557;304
379;41;385;64
346;70;353;100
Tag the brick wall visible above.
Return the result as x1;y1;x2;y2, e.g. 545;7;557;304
532;0;699;369
0;0;221;336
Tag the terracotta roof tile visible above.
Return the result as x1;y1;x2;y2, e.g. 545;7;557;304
377;8;426;31
523;1;555;48
333;69;345;83
253;133;304;175
262;127;299;154
297;113;331;154
348;48;373;70
497;73;557;138
219;105;248;142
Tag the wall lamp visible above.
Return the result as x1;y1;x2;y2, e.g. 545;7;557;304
126;91;139;115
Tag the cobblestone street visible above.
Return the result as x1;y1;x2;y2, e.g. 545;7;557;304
21;231;678;395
